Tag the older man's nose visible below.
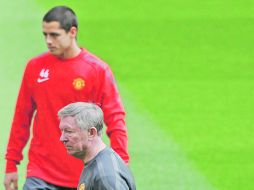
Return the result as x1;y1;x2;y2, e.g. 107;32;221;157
60;133;67;142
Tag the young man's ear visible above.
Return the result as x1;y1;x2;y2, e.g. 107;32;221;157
69;26;77;38
88;127;97;139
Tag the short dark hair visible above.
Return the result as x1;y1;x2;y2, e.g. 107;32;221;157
43;6;78;32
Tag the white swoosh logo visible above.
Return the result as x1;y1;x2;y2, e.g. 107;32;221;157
37;78;49;83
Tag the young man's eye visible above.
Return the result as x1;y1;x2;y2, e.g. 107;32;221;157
51;33;60;37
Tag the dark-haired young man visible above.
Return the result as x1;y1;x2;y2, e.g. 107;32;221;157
4;6;129;190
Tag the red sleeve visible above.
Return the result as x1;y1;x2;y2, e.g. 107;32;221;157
5;63;36;173
97;66;129;163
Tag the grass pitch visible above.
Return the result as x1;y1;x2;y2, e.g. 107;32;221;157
1;1;254;190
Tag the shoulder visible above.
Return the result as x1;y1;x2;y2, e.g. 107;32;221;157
21;52;54;79
96;148;120;165
26;52;51;67
82;50;110;72
24;52;54;73
94;148;126;178
89;149;135;190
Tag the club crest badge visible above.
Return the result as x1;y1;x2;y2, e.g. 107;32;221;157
73;77;85;90
79;183;85;190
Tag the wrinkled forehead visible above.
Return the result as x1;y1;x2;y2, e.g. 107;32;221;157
59;116;78;129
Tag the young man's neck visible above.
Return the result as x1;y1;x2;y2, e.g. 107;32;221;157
58;43;81;59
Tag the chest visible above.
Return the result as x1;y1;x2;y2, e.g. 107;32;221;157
78;169;95;190
30;61;98;102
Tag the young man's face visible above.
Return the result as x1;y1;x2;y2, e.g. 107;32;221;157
42;21;75;57
59;116;89;159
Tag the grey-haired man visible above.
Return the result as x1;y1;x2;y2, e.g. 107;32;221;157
58;102;136;190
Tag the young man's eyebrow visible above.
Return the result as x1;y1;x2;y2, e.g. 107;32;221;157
42;32;60;36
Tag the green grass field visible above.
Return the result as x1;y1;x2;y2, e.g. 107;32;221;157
1;1;254;189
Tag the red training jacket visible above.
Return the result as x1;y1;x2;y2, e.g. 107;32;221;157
5;48;129;187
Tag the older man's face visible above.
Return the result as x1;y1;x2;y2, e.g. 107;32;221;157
59;116;88;159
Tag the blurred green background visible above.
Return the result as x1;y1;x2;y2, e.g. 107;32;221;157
1;0;254;189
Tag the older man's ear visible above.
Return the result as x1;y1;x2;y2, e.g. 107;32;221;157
88;127;97;139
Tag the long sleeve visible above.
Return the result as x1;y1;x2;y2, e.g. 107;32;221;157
97;66;129;163
5;63;36;172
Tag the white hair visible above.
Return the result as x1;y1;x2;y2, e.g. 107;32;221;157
58;102;104;135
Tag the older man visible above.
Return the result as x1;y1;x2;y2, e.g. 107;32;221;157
58;102;136;190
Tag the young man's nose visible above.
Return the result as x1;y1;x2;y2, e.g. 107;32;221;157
45;35;52;44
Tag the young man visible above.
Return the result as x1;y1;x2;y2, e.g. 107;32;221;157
58;102;136;190
4;6;129;190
